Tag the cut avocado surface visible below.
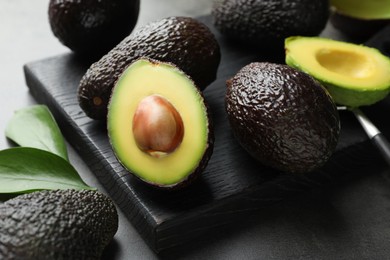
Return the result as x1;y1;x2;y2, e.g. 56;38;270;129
285;36;390;107
107;58;213;188
330;0;390;19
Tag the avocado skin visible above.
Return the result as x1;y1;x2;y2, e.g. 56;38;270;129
48;0;140;58
226;62;340;173
78;16;221;120
0;189;118;260
212;0;329;45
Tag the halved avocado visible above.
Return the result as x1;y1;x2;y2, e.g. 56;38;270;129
285;36;390;107
331;0;390;20
330;0;390;39
107;58;214;189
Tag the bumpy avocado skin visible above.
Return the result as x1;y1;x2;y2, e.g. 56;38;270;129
226;62;340;173
212;0;329;45
78;16;221;120
0;189;118;260
48;0;140;57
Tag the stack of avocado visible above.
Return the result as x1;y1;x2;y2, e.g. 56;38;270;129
49;0;390;189
72;0;347;188
14;0;388;257
10;0;390;258
77;16;221;189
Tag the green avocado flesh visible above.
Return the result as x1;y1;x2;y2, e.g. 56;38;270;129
330;0;390;19
225;62;340;174
285;36;390;107
107;59;212;188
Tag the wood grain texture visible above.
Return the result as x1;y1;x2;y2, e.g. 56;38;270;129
23;16;390;252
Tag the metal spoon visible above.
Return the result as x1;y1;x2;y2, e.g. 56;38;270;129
339;106;390;166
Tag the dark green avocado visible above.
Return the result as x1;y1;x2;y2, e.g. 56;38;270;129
225;62;340;173
212;0;330;46
0;189;118;260
48;0;140;58
78;16;221;120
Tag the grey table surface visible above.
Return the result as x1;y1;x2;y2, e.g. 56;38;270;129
2;1;390;260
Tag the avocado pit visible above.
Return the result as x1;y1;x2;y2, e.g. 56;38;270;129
132;94;184;158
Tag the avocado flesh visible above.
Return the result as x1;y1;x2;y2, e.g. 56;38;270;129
285;36;390;107
226;62;340;174
48;0;140;58
330;0;390;19
212;0;329;45
0;189;118;260
107;59;213;188
78;16;221;120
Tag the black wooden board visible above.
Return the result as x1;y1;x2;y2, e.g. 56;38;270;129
23;16;390;253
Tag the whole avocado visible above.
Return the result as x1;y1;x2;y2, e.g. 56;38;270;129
48;0;140;58
212;0;330;46
225;62;340;173
78;16;221;120
0;189;118;260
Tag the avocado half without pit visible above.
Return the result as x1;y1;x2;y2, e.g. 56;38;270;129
107;58;214;189
330;0;390;38
285;36;390;107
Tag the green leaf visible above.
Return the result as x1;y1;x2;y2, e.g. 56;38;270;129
5;105;69;161
0;147;94;194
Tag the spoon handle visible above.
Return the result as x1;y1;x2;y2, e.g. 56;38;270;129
372;133;390;166
352;108;390;166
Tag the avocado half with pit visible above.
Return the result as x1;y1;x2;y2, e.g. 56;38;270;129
107;58;214;189
285;36;390;107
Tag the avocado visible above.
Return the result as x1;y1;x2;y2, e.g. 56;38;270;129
107;58;214;189
330;13;389;40
330;0;390;39
48;0;140;58
212;0;329;46
331;0;390;20
285;36;390;107
0;189;118;260
225;62;340;173
78;16;221;120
